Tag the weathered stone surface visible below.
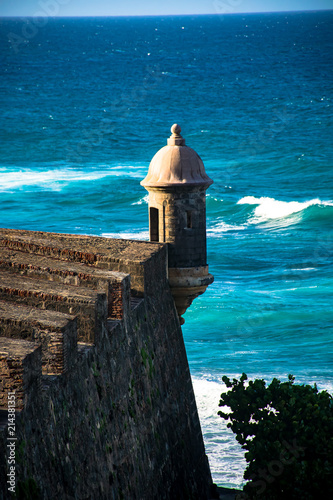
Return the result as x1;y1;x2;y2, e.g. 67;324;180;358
0;301;77;375
0;246;130;318
0;228;212;500
0;337;42;410
0;228;164;295
0;269;107;344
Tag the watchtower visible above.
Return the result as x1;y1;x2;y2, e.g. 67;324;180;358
141;124;214;323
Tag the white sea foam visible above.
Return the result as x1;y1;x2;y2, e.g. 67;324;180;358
292;267;316;271
237;196;333;221
0;166;145;192
132;194;149;205
192;377;246;488
208;221;246;237
101;231;149;240
207;194;223;202
161;71;179;77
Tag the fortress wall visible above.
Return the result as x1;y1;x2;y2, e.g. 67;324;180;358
0;228;212;500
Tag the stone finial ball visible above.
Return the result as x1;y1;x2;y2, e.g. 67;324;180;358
171;123;181;135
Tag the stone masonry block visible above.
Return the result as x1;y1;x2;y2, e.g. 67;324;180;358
0;247;129;322
0;301;77;375
0;270;107;344
0;337;42;410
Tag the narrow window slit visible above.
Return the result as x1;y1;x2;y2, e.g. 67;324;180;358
150;207;159;242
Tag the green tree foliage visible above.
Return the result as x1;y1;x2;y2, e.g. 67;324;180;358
218;374;333;499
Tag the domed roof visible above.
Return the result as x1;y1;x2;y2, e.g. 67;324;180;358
141;124;213;188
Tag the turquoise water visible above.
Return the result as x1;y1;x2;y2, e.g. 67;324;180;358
1;11;332;488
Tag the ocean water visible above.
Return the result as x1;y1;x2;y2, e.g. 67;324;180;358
1;11;333;489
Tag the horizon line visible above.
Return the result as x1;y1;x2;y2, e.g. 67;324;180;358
0;8;332;18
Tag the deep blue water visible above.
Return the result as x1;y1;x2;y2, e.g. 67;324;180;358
0;11;332;488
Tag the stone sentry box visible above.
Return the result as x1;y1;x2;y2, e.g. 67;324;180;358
141;124;214;323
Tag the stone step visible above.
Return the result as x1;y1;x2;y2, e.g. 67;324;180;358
0;269;107;344
0;228;157;271
0;300;77;375
0;246;130;319
0;336;42;410
0;227;161;295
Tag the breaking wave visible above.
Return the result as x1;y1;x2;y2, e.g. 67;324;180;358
192;376;246;489
0;165;146;192
101;231;149;240
237;196;333;221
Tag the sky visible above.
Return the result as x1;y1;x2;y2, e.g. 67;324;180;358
0;0;332;17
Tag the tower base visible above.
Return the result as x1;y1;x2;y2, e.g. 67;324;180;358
168;266;214;324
